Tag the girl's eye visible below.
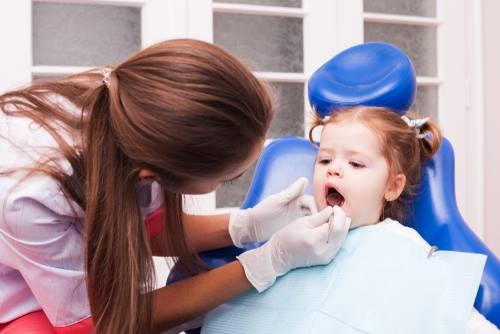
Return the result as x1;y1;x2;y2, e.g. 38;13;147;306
350;161;365;168
318;158;331;165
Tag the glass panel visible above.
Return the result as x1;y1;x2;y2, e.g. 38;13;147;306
364;0;436;17
214;13;303;72
215;0;301;7
410;85;438;120
216;161;257;208
268;83;304;138
33;2;141;66
364;22;437;77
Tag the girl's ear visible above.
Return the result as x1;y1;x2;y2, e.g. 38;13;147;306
384;173;406;202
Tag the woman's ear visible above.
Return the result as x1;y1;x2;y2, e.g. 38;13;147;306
384;173;406;202
138;169;158;180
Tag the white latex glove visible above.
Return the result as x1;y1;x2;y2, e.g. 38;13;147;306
228;177;317;247
237;205;351;292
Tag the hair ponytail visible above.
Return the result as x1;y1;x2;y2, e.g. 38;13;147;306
84;84;154;333
417;119;442;162
308;108;325;146
83;39;274;333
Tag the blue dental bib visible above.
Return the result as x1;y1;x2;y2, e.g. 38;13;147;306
202;224;486;334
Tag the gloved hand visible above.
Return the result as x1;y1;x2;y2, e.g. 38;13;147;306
228;177;317;247
237;205;351;292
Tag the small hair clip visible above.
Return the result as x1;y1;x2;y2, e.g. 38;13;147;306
401;115;429;139
102;68;112;88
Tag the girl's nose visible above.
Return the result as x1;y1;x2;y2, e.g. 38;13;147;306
327;162;342;177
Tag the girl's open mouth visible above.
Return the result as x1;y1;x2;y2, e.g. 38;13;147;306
326;186;345;207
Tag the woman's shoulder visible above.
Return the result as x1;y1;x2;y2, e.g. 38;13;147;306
0;171;84;240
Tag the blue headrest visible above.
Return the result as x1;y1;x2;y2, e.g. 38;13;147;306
308;42;417;117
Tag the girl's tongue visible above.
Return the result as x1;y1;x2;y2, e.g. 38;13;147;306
326;187;345;207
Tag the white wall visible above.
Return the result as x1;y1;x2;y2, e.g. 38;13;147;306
483;0;500;257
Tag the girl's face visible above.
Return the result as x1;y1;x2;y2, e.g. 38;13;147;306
313;120;402;228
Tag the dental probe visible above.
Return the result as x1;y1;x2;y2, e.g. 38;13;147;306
326;205;334;243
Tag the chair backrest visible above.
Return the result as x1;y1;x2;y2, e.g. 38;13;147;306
238;135;499;326
303;41;499;325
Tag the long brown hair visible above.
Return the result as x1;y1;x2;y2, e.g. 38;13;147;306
309;106;441;223
0;39;274;333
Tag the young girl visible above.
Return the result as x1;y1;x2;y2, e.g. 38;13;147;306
309;106;498;333
201;106;498;333
0;39;349;333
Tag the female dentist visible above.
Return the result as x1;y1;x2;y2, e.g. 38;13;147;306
0;39;350;333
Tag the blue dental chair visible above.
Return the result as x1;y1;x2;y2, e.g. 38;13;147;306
168;43;500;330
